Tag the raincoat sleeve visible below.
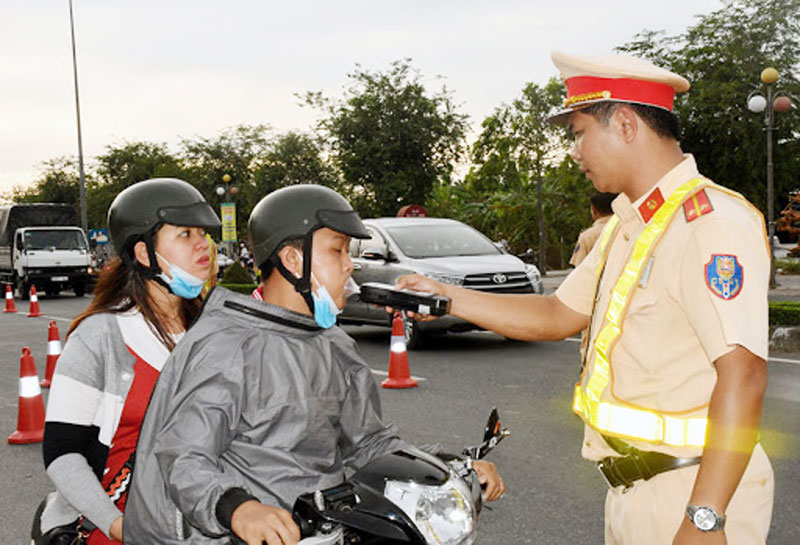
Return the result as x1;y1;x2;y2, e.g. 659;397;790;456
338;352;406;469
152;337;249;537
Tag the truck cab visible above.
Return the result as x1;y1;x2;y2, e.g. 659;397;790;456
0;203;92;298
12;227;91;297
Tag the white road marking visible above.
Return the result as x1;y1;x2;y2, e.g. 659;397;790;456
768;357;800;365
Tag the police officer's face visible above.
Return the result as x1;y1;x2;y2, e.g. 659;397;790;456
568;110;626;193
153;224;211;280
310;228;354;308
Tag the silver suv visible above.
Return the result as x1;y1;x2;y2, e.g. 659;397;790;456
340;217;543;348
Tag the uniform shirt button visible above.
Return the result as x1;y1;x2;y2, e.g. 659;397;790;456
623;233;630;241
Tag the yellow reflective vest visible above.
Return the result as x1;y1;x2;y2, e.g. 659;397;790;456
573;177;712;448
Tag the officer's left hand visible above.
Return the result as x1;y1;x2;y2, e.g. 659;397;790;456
672;518;726;545
472;460;505;501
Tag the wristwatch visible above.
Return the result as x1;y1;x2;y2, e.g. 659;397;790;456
686;504;726;532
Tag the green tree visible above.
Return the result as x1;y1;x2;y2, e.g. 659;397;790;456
253;131;339;197
91;141;184;228
180;125;272;237
7;157;84;207
430;78;590;268
617;0;800;212
305;60;469;217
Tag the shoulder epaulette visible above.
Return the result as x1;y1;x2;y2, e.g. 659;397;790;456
683;189;714;223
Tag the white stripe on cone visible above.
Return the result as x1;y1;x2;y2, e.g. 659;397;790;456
5;291;12;300
30;294;38;303
47;340;62;355
390;336;407;353
19;376;42;398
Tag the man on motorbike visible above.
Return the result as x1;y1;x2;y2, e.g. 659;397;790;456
124;185;504;545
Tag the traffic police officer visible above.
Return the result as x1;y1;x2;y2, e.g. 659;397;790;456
397;51;773;544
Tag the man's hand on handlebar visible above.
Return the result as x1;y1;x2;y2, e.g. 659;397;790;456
231;500;301;545
473;460;506;501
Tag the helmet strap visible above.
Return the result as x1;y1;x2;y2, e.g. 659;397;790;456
272;231;315;314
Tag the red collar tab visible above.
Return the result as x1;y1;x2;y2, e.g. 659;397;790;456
683;189;714;223
638;187;665;223
564;76;675;111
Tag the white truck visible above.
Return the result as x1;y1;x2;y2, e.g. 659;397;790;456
0;203;91;298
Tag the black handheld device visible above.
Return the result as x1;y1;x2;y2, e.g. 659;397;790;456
358;282;451;316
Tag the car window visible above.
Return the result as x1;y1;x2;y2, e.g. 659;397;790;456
385;224;501;258
357;228;386;256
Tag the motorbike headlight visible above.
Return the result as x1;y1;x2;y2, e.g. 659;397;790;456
384;475;476;545
425;273;465;287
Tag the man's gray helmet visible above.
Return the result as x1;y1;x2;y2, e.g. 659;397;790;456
249;184;369;314
249;184;369;269
108;178;221;257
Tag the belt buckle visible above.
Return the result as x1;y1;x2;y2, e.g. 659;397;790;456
596;458;634;491
596;459;616;489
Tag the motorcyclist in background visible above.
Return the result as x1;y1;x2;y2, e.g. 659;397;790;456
124;184;505;545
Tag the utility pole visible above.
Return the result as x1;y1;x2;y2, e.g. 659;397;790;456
69;0;88;234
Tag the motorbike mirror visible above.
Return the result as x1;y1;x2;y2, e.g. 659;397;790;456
462;407;510;460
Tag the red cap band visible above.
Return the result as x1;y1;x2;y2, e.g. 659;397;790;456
565;76;675;111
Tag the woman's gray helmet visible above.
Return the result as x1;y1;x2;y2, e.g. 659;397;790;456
248;184;369;312
108;178;220;281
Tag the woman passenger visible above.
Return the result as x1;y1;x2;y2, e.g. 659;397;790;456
36;178;220;544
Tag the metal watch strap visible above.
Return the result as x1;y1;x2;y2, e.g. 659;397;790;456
686;504;726;532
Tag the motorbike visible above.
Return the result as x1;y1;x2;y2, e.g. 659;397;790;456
289;408;509;545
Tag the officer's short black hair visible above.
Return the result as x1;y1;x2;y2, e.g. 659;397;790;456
590;192;617;216
580;102;681;141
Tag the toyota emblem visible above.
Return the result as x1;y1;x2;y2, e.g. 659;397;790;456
492;273;507;284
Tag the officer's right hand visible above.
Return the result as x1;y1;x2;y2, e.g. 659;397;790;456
231;500;300;545
393;274;448;321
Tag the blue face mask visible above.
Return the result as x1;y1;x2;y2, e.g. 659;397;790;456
156;252;206;299
294;249;351;329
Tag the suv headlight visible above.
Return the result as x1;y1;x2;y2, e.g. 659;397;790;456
384;475;477;545
426;273;465;286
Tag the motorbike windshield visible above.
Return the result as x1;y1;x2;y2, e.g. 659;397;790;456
385;225;501;259
24;230;87;251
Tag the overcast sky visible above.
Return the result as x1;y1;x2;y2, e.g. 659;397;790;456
0;0;723;196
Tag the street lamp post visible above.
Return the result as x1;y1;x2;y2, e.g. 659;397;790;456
215;174;238;258
747;67;793;288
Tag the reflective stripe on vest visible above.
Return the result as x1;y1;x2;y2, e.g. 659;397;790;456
573;177;711;447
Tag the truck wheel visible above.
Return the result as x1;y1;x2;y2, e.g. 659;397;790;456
46;286;60;297
73;282;86;297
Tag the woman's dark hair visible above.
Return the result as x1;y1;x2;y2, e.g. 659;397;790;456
69;233;202;351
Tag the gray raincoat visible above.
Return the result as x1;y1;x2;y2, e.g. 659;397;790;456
124;287;406;543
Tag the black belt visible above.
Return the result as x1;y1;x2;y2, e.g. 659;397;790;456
596;435;701;489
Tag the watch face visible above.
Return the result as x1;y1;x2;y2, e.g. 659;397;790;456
693;508;717;531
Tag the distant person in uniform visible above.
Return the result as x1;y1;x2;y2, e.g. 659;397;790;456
570;192;617;267
396;51;773;545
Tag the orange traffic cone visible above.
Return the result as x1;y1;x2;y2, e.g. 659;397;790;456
382;313;418;389
4;284;17;313
8;347;46;444
40;321;62;388
27;285;42;317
